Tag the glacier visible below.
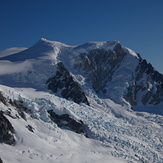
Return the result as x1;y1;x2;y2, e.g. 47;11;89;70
0;38;163;162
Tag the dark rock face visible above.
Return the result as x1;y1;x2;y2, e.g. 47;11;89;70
124;79;137;106
26;125;34;132
47;62;89;105
0;111;15;145
48;110;87;135
124;58;163;106
74;43;126;93
73;42;163;106
0;157;3;163
0;91;27;120
0;92;8;106
9;99;27;120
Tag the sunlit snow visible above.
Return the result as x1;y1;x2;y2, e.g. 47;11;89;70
0;39;163;163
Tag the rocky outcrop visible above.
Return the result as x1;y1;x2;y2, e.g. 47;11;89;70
47;62;89;105
9;99;27;121
124;58;163;106
74;43;126;93
0;157;3;163
124;78;137;106
48;110;87;135
73;42;163;106
26;125;34;132
0;92;8;106
0;111;15;145
0;91;28;120
138;60;163;105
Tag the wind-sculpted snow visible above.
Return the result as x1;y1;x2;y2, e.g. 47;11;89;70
1;85;163;162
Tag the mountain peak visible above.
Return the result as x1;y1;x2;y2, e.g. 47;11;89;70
40;37;47;41
0;38;69;62
35;38;70;48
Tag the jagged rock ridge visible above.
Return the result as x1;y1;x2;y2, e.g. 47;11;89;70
47;62;89;105
74;43;126;93
0;38;163;108
48;110;87;136
124;57;163;106
71;42;163;107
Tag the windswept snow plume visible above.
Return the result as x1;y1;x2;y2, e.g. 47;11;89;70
0;47;27;58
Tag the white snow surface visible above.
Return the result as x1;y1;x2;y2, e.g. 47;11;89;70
1;84;163;163
0;38;163;162
0;38;121;88
0;85;126;163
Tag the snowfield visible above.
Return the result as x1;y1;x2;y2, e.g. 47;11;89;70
0;38;163;163
0;85;126;163
0;85;163;163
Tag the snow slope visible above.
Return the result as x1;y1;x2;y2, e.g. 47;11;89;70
1;84;163;162
0;38;163;162
0;39;125;85
0;85;125;163
0;39;122;89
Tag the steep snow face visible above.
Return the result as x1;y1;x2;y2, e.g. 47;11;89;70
72;43;140;106
123;47;139;58
105;46;140;105
0;38;71;88
1;38;69;62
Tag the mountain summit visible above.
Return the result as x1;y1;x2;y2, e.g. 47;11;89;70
0;39;163;163
0;38;162;111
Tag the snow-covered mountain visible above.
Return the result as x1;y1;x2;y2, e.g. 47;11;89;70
0;38;163;163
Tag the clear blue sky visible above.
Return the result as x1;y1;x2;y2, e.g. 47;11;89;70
0;0;163;73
